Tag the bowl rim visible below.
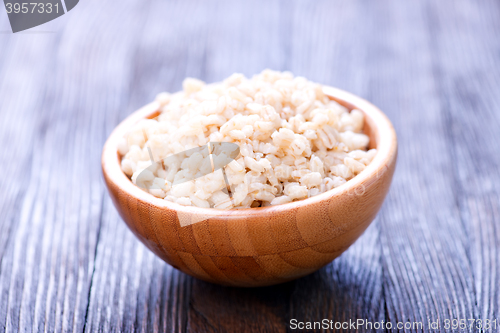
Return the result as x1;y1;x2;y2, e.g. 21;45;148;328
102;86;397;219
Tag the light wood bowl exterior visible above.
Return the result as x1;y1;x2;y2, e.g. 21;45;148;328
102;87;397;287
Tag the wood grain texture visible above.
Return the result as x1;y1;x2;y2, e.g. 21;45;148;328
0;0;499;331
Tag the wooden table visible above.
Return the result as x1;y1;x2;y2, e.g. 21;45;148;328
1;0;499;331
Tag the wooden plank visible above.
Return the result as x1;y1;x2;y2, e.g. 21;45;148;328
429;0;500;325
365;0;481;330
0;32;62;332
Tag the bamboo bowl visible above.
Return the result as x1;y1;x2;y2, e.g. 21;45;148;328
102;86;397;287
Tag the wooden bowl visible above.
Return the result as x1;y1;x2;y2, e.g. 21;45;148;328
102;86;397;287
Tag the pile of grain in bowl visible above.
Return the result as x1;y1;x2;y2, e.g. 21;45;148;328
119;70;377;209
